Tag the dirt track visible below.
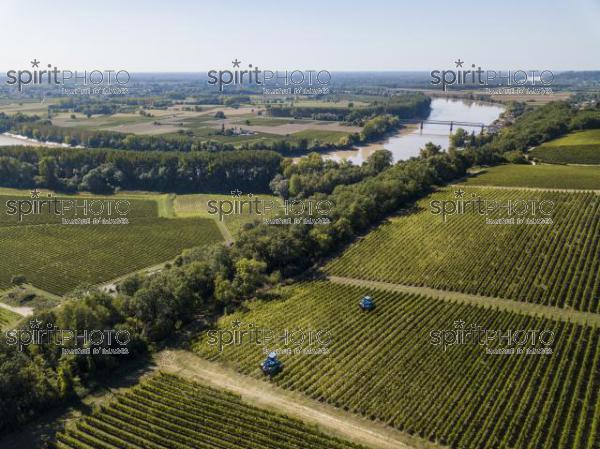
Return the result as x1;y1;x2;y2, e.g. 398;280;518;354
0;301;33;317
328;276;600;327
156;350;442;449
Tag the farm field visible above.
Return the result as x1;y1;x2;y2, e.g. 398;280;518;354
326;188;600;313
542;129;600;146
52;113;158;130
0;192;223;294
174;192;279;237
46;103;358;146
0;99;59;115
462;164;600;190
0;307;21;329
52;372;366;449
530;130;600;164
0;284;62;311
231;117;314;126
195;280;600;449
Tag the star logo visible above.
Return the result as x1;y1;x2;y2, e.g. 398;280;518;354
231;189;242;198
232;59;241;68
454;189;466;198
31;59;40;68
29;319;42;329
232;319;242;328
453;320;466;329
454;59;464;68
30;188;41;198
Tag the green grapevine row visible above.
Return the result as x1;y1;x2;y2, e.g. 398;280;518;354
194;281;600;449
52;373;367;449
327;188;600;313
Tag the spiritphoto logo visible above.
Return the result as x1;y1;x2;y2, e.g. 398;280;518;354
5;318;131;354
206;190;333;224
429;189;554;224
431;58;554;92
4;58;130;93
430;320;555;355
207;58;331;93
3;189;131;223
206;318;332;355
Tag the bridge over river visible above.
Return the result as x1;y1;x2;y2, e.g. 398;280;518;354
397;119;496;133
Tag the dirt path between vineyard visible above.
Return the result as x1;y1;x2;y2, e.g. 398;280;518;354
328;276;600;327
155;349;444;449
0;301;34;317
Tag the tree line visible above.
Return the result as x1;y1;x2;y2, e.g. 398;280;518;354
267;93;431;124
0;146;282;194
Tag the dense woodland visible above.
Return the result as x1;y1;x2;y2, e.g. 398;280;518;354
0;147;282;193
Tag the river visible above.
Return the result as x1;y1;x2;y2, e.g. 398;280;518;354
323;98;505;164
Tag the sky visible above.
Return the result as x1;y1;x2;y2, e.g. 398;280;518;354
1;0;599;72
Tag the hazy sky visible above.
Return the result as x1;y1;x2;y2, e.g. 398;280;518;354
1;0;599;71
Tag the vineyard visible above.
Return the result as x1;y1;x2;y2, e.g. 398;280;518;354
174;193;279;237
462;164;600;190
529;130;600;165
52;372;366;449
194;280;600;449
530;145;600;165
326;188;600;313
0;193;160;226
0;194;223;294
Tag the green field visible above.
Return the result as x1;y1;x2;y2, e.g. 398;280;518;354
195;281;600;449
542;129;600;146
174;192;279;236
0;193;223;294
0;193;160;226
53;373;366;449
0;99;57;115
165;127;281;145
326;188;600;312
462;164;600;189
0;285;62;310
287;129;350;143
52;113;156;130
0;307;21;329
530;130;600;164
231;117;313;126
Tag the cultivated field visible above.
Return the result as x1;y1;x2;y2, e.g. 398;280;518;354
0;307;21;329
174;192;279;237
530;130;600;164
224;121;360;136
0;192;223;294
0;99;58;115
463;164;600;190
43;100;361;147
326;188;600;312
52;372;366;449
195;280;600;449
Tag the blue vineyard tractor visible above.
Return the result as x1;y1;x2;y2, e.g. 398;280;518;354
359;295;376;311
260;352;283;376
